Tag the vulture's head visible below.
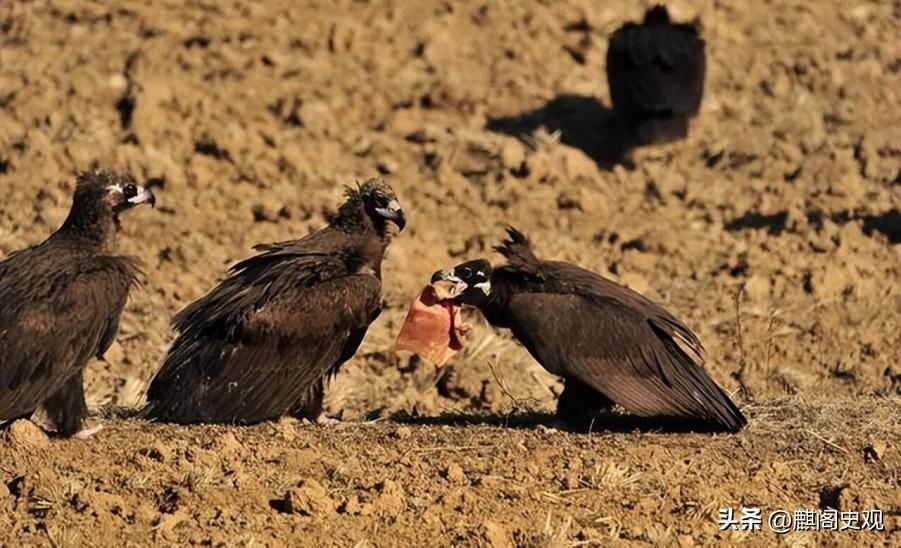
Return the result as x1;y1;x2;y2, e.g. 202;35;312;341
63;170;156;238
644;5;670;25
358;178;406;233
431;259;493;308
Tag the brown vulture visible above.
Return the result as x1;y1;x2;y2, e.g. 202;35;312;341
0;170;155;436
143;179;405;425
429;228;747;432
607;5;705;144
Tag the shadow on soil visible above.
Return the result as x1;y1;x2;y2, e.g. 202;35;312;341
390;409;736;434
486;94;635;170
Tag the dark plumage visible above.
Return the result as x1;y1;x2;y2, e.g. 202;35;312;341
432;228;746;432
0;170;155;436
144;179;405;424
607;5;706;144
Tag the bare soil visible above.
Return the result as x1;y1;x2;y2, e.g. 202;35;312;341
0;0;898;545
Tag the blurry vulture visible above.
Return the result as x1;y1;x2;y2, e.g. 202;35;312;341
144;179;405;425
607;5;706;144
430;228;746;432
0;170;155;436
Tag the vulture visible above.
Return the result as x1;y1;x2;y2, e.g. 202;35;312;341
607;5;706;144
0;170;155;436
429;228;746;432
143;179;405;425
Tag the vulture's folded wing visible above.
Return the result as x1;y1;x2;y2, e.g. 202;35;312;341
503;291;745;431
145;252;381;424
0;257;136;418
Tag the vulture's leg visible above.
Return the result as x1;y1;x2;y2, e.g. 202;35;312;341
290;377;324;420
44;370;88;437
289;326;370;423
293;326;369;424
556;377;615;427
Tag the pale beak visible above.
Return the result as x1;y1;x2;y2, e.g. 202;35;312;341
430;269;467;299
375;200;406;230
128;186;156;208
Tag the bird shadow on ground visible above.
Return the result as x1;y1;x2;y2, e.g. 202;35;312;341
389;409;733;435
389;410;556;430
485;94;635;171
94;405;143;420
84;407;735;435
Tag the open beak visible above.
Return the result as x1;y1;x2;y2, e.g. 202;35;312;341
375;200;406;231
127;186;156;208
430;269;450;285
430;269;467;299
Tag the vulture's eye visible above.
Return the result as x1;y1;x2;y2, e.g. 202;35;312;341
123;184;138;199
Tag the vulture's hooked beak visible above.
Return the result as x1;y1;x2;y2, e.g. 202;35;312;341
430;269;467;300
430;259;493;305
128;186;156;208
375;200;406;231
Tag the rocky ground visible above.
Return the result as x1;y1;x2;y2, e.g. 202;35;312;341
0;0;898;545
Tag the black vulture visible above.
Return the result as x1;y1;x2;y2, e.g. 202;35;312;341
0;170;155;437
429;228;746;432
143;179;405;424
607;5;706;144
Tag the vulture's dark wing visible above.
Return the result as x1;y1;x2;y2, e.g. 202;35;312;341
0;254;136;419
145;251;381;424
607;22;705;117
500;263;745;431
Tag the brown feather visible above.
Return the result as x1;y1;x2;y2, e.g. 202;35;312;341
0;170;145;436
607;5;706;144
144;180;401;424
481;230;745;432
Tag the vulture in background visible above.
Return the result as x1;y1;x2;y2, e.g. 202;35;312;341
0;170;155;437
607;4;706;144
144;179;405;425
430;228;746;432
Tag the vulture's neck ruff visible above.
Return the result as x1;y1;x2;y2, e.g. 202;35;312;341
333;192;384;237
57;188;122;250
54;171;155;252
